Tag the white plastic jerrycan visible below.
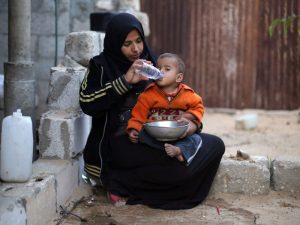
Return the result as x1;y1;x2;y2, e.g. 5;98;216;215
0;109;33;182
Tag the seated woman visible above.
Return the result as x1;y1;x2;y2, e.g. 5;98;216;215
79;13;225;210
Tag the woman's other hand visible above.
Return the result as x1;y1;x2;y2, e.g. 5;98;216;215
177;117;197;138
124;59;151;84
128;128;139;143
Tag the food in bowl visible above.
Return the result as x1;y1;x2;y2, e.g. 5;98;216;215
143;120;189;141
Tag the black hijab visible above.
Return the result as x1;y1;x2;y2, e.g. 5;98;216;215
95;13;157;80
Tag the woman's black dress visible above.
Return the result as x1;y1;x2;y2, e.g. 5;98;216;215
108;133;224;209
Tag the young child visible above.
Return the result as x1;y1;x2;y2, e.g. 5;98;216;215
127;53;204;165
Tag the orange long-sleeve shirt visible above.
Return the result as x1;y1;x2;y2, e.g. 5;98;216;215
127;83;205;132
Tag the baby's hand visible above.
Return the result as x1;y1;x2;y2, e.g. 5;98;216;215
177;117;197;138
128;129;139;143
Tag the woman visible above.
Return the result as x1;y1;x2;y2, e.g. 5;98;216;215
80;13;225;210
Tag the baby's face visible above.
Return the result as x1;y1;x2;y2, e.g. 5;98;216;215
156;57;181;87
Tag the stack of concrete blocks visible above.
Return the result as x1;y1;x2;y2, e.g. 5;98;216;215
38;30;105;207
38;31;105;161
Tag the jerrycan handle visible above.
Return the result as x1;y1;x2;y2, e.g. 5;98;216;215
12;109;22;118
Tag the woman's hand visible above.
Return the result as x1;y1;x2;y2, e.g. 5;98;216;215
124;59;151;84
177;117;197;139
128;128;139;143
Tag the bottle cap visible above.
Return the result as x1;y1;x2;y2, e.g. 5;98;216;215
13;109;22;117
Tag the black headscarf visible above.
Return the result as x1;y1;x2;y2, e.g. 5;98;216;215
94;13;157;80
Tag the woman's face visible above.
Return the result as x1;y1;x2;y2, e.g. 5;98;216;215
121;29;144;62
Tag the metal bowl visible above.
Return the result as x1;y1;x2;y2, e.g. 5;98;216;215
143;120;189;141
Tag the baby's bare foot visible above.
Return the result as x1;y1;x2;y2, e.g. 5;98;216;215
165;144;184;162
165;143;181;157
176;154;184;162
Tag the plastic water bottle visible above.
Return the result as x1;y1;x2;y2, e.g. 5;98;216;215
0;109;33;182
137;62;163;80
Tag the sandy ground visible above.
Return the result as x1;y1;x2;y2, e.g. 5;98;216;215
202;108;300;159
49;186;300;225
49;109;300;225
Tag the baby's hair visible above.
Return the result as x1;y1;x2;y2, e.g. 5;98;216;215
158;53;185;73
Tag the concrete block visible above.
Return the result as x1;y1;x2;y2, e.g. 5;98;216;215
0;11;8;34
32;0;55;12
48;67;86;111
118;0;141;11
32;0;69;13
59;54;86;68
0;196;26;225
30;35;38;60
271;156;300;193
36;80;50;117
31;11;70;35
71;18;90;33
211;156;270;195
0;0;8;11
39;109;91;159
64;31;102;67
38;35;65;58
0;175;56;225
32;158;80;209
235;113;258;130
131;11;150;36
95;0;117;11
34;58;54;81
0;34;8;59
99;32;105;53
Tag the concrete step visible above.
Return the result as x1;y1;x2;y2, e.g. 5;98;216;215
0;158;81;225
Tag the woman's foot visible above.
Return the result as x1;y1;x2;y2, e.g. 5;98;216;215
164;143;184;162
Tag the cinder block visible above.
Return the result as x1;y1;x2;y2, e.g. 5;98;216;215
31;9;70;35
0;11;8;34
235;113;258;130
132;11;150;36
271;156;300;193
38;35;65;58
33;158;80;209
119;0;141;11
48;67;86;111
211;156;270;195
0;196;26;225
39;109;91;159
31;0;69;13
95;0;116;11
0;175;56;225
64;31;102;67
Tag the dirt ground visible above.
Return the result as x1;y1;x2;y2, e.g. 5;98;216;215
49;109;300;225
203;108;300;159
50;187;300;225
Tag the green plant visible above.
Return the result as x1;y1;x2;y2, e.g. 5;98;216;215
268;15;300;37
